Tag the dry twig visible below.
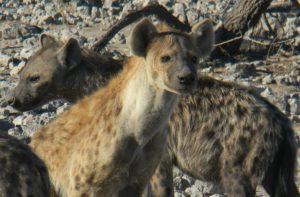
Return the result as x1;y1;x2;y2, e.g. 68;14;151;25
92;3;190;52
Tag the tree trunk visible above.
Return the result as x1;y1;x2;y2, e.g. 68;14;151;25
212;0;273;58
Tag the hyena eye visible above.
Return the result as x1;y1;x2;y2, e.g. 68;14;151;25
191;56;198;64
29;76;40;83
161;55;171;63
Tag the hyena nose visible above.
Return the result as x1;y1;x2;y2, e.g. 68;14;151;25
7;96;20;108
177;70;195;86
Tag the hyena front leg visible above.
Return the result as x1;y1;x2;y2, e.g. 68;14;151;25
148;148;174;197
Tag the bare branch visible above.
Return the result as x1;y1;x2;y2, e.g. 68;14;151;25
243;36;296;46
267;2;299;13
92;4;190;52
214;36;243;47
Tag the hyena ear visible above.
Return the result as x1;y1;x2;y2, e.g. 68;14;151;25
190;19;215;57
129;19;157;57
40;34;56;48
57;38;82;70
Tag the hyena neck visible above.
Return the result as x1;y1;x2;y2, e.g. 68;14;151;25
59;55;123;103
119;58;178;146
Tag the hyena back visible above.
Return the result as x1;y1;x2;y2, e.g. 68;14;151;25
29;19;214;197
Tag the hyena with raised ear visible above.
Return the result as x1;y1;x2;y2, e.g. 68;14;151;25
0;133;50;197
29;19;214;196
10;21;299;197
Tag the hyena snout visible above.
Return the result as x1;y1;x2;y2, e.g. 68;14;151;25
8;95;24;111
5;90;18;107
172;66;197;92
177;67;196;86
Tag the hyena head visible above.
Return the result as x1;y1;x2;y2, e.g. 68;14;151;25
130;19;214;94
9;34;82;111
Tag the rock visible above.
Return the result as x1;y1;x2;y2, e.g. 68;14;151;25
9;60;26;77
13;115;24;125
173;3;186;23
2;26;19;39
77;5;90;18
262;74;274;85
43;15;56;24
23;0;36;4
275;75;293;85
289;98;300;115
20;48;34;59
174;176;192;191
8;126;23;139
19;25;43;38
0;52;12;67
91;6;99;19
17;6;32;16
65;13;82;25
56;103;69;114
185;186;203;197
22;36;39;48
260;87;273;98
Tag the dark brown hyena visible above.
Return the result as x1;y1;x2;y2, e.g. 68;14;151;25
8;34;122;111
9;23;299;197
150;76;299;197
0;133;50;197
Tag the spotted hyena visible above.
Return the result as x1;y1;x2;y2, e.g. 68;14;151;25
150;75;299;197
0;133;50;197
29;19;214;196
8;34;122;111
10;21;299;197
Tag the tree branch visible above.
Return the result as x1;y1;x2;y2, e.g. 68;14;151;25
92;3;190;53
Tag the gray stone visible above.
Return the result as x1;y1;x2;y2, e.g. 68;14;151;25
91;6;100;19
20;48;34;59
2;27;19;39
56;103;69;115
260;87;273;98
0;52;12;67
10;61;25;77
262;74;274;85
289;98;300;115
275;76;293;85
65;13;82;25
13;115;24;125
173;3;186;23
77;6;90;18
8;126;23;139
185;186;203;197
17;6;31;16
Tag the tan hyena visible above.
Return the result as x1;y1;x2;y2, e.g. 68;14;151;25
10;22;299;197
0;133;50;197
8;34;122;111
29;19;214;196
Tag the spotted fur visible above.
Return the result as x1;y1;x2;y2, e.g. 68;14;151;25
0;133;50;197
29;19;214;197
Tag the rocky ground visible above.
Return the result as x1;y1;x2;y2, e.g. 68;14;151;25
0;0;299;196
